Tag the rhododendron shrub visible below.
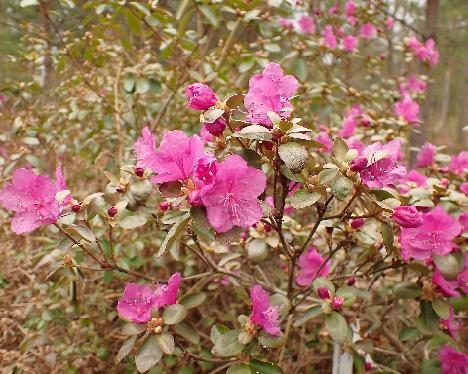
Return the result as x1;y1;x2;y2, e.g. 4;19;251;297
1;1;466;373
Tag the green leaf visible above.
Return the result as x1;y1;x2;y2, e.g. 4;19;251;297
416;301;440;334
155;333;174;355
293;305;322;327
202;108;224;123
123;77;136;93
432;298;450;320
20;0;39;6
158;213;190;257
159;181;182;198
246;239;270;263
225;94;245;109
119;215;147;229
69;225;95;243
394;282;422;298
326;312;348;344
226;363;251;374
399;327;421;342
179;292;207;310
249;359;284;374
331;175;353;201
293;59;308;81
421;359;441;374
162;304;187;325
190;207;215;242
129;2;151;17
312;277;335;293
135;336;163;373
380;222;394;251
210;323;230;344
258;331;286;348
264;43;281;53
115;335;136;364
433;253;464;281
237;125;272;141
236;149;262;169
289;189;321;209
199;4;219;27
212;330;243;357
332;137;349;161
136;78;150;94
122;323;146;336
125;9;141;35
278;142;308;174
174;321;200;344
318;168;338;184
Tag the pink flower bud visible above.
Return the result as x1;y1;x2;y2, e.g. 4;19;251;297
72;204;81;213
350;156;368;172
159;201;169;211
204;117;226;136
317;286;331;299
116;186;125;193
107;206;118;217
185;83;218;110
264;223;272;233
135;167;144;177
347;277;356;286
439;166;449;173
364;361;372;371
440;178;449;187
332;296;344;310
351;218;365;229
392;206;423;228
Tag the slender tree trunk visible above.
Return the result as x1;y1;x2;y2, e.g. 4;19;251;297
410;0;439;165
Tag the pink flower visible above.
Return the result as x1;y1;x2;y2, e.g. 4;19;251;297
244;62;298;127
424;38;439;65
399;170;427;195
449;151;468;174
459;212;468;231
344;0;356;17
204;117;226;137
153;272;181;308
406;75;427;93
200;155;266;232
433;253;468;297
0;168;60;234
189;155;219;206
395;95;420;124
298;15;315;34
185;83;218;110
438;346;468;374
317;286;331;299
328;3;339;14
360;23;377;40
407;36;421;50
392;206;423;228
339;105;363;138
250;285;281;336
407;37;439;66
332;296;344;310
323;25;337;49
134;127;158;170
415;142;436;168
386;18;394;29
117;282;156;323
441;306;461;340
360;140;407;189
296;247;330;287
350;156;368;172
343;35;358;52
316;131;332;152
136;130;205;184
55;167;71;206
400;206;462;261
347;137;365;154
460;184;468;196
351;218;365;229
278;17;293;29
199;124;214;143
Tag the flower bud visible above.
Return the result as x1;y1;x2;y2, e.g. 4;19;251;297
135;167;145;177
159;201;169;211
116;186;125;193
317;286;331;299
440;178;449;187
72;204;81;213
347;277;356;286
350;156;368;172
107;206;118;217
264;223;272;233
392;206;423;228
204;117;226;136
332;296;344;310
364;361;372;371
351;218;365;229
185;83;218;110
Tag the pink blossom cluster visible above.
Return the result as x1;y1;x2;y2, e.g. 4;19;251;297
117;273;180;323
406;36;439;65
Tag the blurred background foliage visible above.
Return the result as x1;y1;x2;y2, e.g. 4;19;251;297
0;0;466;373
